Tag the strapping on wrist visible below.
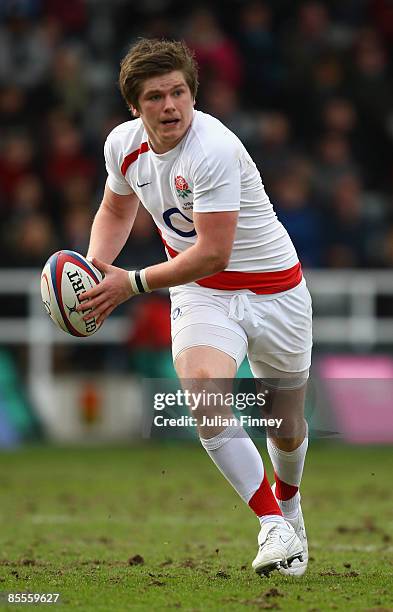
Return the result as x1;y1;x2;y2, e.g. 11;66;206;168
128;269;152;294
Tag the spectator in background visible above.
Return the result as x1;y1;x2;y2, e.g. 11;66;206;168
201;80;256;148
0;86;29;132
309;51;344;100
250;111;295;187
319;97;379;188
12;174;46;216
344;28;392;187
283;48;345;143
0;133;36;202
5;211;59;267
62;204;93;255
313;131;358;204
237;1;283;108
321;97;357;138
44;115;96;196
323;173;372;268
0;12;52;88
137;15;174;40
51;45;90;119
60;176;94;253
0;174;48;265
36;44;92;123
281;1;334;83
185;8;243;91
41;0;87;36
349;28;390;116
272;170;323;267
119;206;165;270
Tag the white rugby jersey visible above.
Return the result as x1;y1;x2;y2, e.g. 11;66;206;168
104;110;301;294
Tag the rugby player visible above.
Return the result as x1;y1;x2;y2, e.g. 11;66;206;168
79;39;312;576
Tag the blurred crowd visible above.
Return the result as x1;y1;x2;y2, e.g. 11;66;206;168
1;0;393;270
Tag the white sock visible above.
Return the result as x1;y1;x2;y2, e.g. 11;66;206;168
267;421;308;517
200;422;264;504
259;514;287;527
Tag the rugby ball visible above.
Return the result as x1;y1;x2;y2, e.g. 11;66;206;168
41;250;103;337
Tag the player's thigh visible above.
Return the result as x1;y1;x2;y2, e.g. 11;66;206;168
248;280;312;384
175;345;237;427
171;289;248;376
175;345;237;379
248;282;312;446
171;291;246;431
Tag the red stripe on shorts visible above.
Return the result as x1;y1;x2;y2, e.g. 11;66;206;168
121;142;149;176
159;233;302;294
248;471;283;517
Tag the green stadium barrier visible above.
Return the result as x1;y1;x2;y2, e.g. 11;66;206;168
0;350;40;439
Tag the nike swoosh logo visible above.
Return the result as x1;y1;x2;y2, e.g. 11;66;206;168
137;181;151;188
279;534;295;545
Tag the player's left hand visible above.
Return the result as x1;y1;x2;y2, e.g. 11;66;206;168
77;257;135;325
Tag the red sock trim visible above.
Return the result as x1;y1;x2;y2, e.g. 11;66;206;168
274;472;299;501
248;471;283;517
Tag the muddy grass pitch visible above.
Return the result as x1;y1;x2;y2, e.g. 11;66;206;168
0;443;392;611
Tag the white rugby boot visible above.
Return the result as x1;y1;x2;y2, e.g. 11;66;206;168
272;483;308;577
252;519;303;576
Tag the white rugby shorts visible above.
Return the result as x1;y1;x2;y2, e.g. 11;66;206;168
170;279;313;388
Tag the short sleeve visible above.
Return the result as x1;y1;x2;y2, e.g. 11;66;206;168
192;141;241;213
104;137;134;196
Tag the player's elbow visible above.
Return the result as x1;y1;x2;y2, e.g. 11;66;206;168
195;237;231;273
216;252;231;271
205;251;230;273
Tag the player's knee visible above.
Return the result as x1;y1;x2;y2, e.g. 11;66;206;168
184;379;229;422
177;365;218;380
268;435;305;452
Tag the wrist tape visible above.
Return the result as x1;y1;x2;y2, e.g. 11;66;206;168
128;269;152;294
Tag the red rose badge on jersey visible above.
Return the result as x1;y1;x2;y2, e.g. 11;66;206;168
175;175;192;199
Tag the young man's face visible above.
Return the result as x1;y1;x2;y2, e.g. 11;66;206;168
133;70;194;154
